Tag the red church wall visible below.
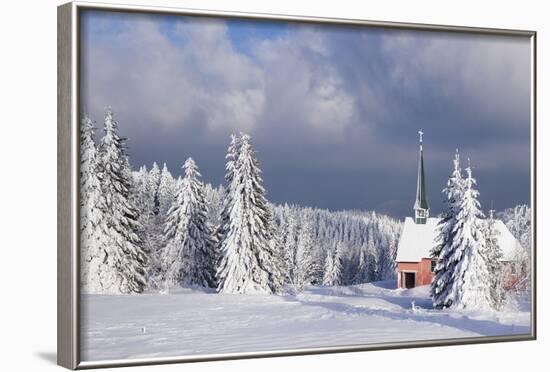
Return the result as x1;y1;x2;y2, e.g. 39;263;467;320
397;259;527;290
397;258;435;288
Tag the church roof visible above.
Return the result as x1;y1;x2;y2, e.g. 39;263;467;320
395;217;523;262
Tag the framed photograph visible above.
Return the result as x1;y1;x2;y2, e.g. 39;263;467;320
57;1;537;369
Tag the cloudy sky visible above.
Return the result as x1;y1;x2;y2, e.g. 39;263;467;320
80;10;532;219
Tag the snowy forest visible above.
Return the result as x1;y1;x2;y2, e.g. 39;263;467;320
80;108;531;302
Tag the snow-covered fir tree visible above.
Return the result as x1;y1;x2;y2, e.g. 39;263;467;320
204;183;224;227
352;245;368;284
431;150;465;308
131;165;164;286
375;222;398;281
162;158;217;288
224;134;242;184
203;183;225;268
141;162;170;287
281;208;299;284
323;243;343;286
132;166;152;229
217;134;282;294
215;134;242;264
266;209;286;291
365;237;377;283
149;162;161;215
340;241;357;285
158;162;177;218
483;210;505;309
289;221;318;292
97;108;148;293
437;161;492;310
80;114;109;293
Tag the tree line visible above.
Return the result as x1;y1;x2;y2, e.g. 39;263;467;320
80;109;402;295
80;108;530;300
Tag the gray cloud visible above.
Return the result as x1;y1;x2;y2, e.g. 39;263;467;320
80;11;531;218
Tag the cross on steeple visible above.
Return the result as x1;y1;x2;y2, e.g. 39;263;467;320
418;129;424;144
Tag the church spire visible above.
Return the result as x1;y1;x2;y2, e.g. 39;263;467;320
413;130;429;224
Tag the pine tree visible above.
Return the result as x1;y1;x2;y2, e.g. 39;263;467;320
291;221;318;292
216;134;242;263
204;183;224;227
437;161;492;310
132;165;161;287
217;134;281;294
97;108;148;293
431;150;465;308
224;134;242;184
80;114;109;293
282;210;299;284
149;162;161;215
483;211;505;309
365;236;377;283
353;245;368;284
144;162;167;287
266;208;286;291
323;243;343;286
158;162;176;218
322;250;335;286
162;158;217;288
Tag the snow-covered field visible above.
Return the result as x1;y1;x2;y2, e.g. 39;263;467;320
80;281;531;361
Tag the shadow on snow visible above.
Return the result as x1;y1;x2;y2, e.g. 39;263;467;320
282;286;529;337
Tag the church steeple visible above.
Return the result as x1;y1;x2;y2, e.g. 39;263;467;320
413;130;429;224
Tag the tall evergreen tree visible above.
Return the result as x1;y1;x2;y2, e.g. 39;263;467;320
266;208;286;291
217;134;281;294
215;134;242;265
131;165;162;287
149;162;161;215
352;245;368;284
483;210;505;309
436;161;492;309
158;162;177;218
282;210;299;284
365;236;377;283
132;166;156;241
323;243;343;286
431;150;465;308
162;158;216;287
97;108;148;293
290;221;318;292
80;114;109;293
224;134;242;184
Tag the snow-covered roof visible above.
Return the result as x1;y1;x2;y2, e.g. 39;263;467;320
396;217;522;262
396;217;440;262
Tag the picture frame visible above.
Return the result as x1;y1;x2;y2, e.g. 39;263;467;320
58;1;537;369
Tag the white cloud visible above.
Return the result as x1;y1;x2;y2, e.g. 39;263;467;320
81;16;265;134
253;28;357;138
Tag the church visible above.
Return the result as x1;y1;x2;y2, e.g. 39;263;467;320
395;131;523;289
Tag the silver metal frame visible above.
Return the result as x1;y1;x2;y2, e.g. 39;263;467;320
57;1;537;369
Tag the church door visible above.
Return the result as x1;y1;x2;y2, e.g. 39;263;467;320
404;272;416;289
